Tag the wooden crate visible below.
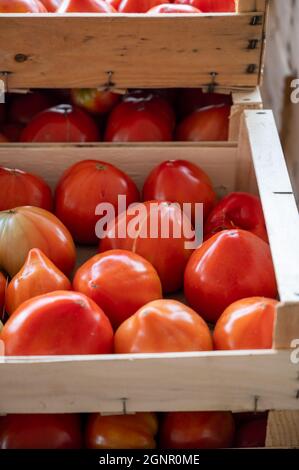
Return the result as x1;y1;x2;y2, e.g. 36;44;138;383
0;110;298;447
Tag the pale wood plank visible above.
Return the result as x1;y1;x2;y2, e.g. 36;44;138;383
266;411;299;448
229;87;263;141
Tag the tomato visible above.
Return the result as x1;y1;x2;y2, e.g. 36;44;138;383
148;3;201;12
176;104;230;141
142;159;216;222
86;413;158;449
74;250;162;329
184;230;277;323
1;122;24;142
99;201;193;293
175;0;235;11
9;92;52;125
204;192;268;243
114;299;213;353
55;160;140;245
58;0;117;11
0;167;52;211
71;89;120;115
105;94;174;142
0;0;47;12
235;415;267;448
20;104;99;143
0;206;76;277
1;291;113;355
40;0;61;11
0;414;82;449
5;248;72;316
0;271;6;313
118;0;165;13
160;412;235;449
106;0;121;9
214;297;277;350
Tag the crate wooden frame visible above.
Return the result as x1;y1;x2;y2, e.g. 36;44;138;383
0;110;298;447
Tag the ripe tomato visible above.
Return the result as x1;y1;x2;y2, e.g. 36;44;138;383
204;192;268;243
55;160;140;245
99;201;193;293
160;412;235;449
20;104;99;143
86;413;158;449
0;414;82;449
9;92;52;125
0;0;47;12
71;89;120;115
176;105;230;141
106;0;121;9
118;0;165;13
58;0;117;11
213;297;277;350
235;415;267;448
1;122;24;142
104;94;174;142
114;299;213;353
73;250;162;329
148;4;201;12
0;206;76;277
5;248;72;316
40;0;61;10
0;167;52;211
1;291;113;355
184;230;277;323
0;271;6;313
142;159;216;222
175;0;235;11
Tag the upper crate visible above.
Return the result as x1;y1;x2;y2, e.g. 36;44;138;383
0;0;268;90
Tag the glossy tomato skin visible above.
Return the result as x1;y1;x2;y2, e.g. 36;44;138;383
55;160;140;245
73;250;162;329
184;230;277;323
0;206;76;277
148;3;201;12
86;413;158;449
106;0;121;9
105;94;174;142
1;291;114;355
142;159;216;221
0;271;6;313
160;412;235;449
175;0;235;11
0;167;52;211
9;92;52;125
99;201;193;293
71;89;120;114
5;248;71;316
213;297;277;350
118;0;165;12
40;0;61;10
204;192;268;242
0;414;82;449
0;0;47;12
114;299;213;353
58;0;117;11
176;105;230;141
20;104;99;143
235;416;267;448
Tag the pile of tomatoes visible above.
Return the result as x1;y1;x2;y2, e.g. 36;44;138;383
0;0;236;14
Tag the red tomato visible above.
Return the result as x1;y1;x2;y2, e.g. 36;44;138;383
114;299;213;353
214;297;277;350
204;192;268;243
20;104;99;143
0;0;47;11
99;201;194;293
176;104;230;141
71;89;120;115
40;0;61;10
1;291;114;355
118;0;165;13
0;414;82;449
0;167;52;211
73;250;162;329
106;0;121;9
86;413;158;449
55;160;140;245
235;416;267;448
5;248;72;316
105;94;174;142
160;412;235;449
0;206;76;277
9;92;52;125
142;159;216;221
177;89;231;118
1;122;24;142
58;0;117;11
0;271;6;313
148;3;201;12
175;0;235;12
203;91;232;107
184;230;277;323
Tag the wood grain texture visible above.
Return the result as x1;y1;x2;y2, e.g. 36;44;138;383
0;13;265;89
266;411;299;448
229;87;263;141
